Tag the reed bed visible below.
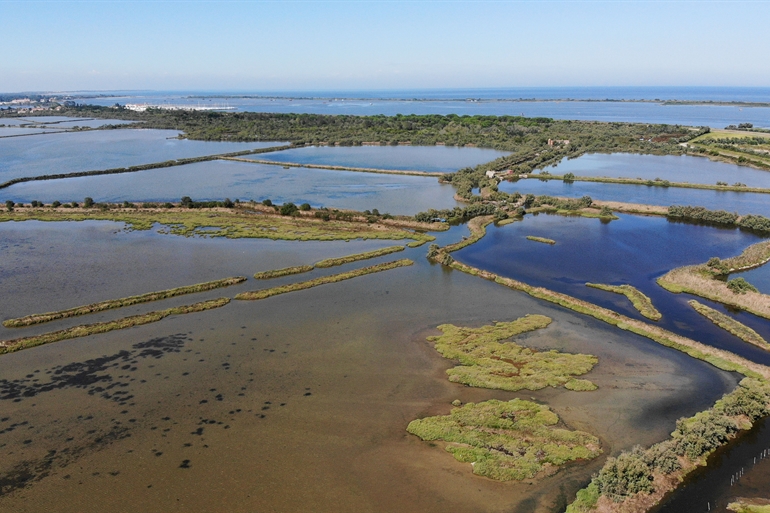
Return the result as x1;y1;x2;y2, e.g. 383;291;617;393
253;266;313;280
0;298;230;355
586;283;662;321
3;277;245;328
688;300;770;350
314;245;405;268
235;259;413;301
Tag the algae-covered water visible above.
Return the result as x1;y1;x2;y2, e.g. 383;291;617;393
0;221;741;513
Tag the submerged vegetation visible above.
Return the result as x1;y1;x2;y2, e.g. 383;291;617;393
0;298;230;354
3;277;246;327
658;240;770;320
407;399;601;481
313;245;405;268
688;300;770;350
586;283;662;321
428;316;598;392
235;259;413;301
253;266;314;280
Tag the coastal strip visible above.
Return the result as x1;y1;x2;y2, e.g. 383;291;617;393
235;259;413;301
526;235;556;245
314;245;405;268
3;277;247;328
688;299;770;350
222;156;445;177
254;266;314;280
586;283;662;321
0;298;230;355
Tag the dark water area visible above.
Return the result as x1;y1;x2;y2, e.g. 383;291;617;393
654;416;770;513
499;179;770;218
547;154;770;189
5;159;461;215
454;214;770;366
0;129;277;185
0;220;744;513
736;264;770;296
250;144;509;173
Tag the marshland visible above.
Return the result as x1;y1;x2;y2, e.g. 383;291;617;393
2;107;770;512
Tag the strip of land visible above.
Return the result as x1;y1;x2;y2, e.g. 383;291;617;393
235;259;413;301
514;174;770;195
254;265;314;280
688;300;770;351
223;157;445;177
658;240;770;320
314;245;405;268
586;283;662;321
526;235;556;245
3;277;246;327
0;298;230;355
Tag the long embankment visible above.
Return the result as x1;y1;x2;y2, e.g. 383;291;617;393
254;266;314;280
3;277;246;328
222;156;445;177
586;283;662;321
0;144;293;190
512;175;770;195
688;300;770;350
314;245;405;268
0;298;230;355
658;240;770;320
0;206;438;246
235;259;413;301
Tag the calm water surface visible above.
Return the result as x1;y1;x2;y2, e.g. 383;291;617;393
548;153;770;188
252;145;508;172
5;160;461;215
454;214;770;365
0;129;280;184
499;179;770;218
0;220;742;513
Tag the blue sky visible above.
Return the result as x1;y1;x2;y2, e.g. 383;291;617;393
1;0;768;92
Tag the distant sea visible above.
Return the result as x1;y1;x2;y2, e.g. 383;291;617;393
72;87;770;127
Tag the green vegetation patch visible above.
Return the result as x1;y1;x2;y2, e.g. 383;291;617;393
236;259;413;301
688;300;770;350
314;245;405;268
586;283;662;321
429;316;598;391
0;298;230;355
526;235;556;245
3;277;246;328
253;266;313;280
407;399;602;481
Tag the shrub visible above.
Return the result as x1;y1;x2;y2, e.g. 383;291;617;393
83;197;94;208
279;202;298;216
5;200;14;212
726;277;759;294
51;201;61;208
299;203;311;211
262;199;273;206
223;198;234;208
70;201;78;208
595;447;654;501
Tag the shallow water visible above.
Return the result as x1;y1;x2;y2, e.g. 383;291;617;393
454;214;770;366
0;127;66;137
0;221;743;513
499;179;770;218
547;153;770;189
0;129;279;184
4;160;461;215
251;145;509;173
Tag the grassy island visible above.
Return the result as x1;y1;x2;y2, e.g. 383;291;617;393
526;235;556;245
0;298;230;355
429;316;598;392
0;204;437;245
586;283;662;321
235;259;413;301
253;266;314;280
688;300;770;350
407;398;602;481
658;240;770;320
3;277;246;327
314;245;405;268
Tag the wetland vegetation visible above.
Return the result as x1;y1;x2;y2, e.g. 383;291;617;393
407;399;602;481
526;235;556;245
0;298;230;354
313;245;405;268
688;300;770;351
253;265;314;279
586;283;662;321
